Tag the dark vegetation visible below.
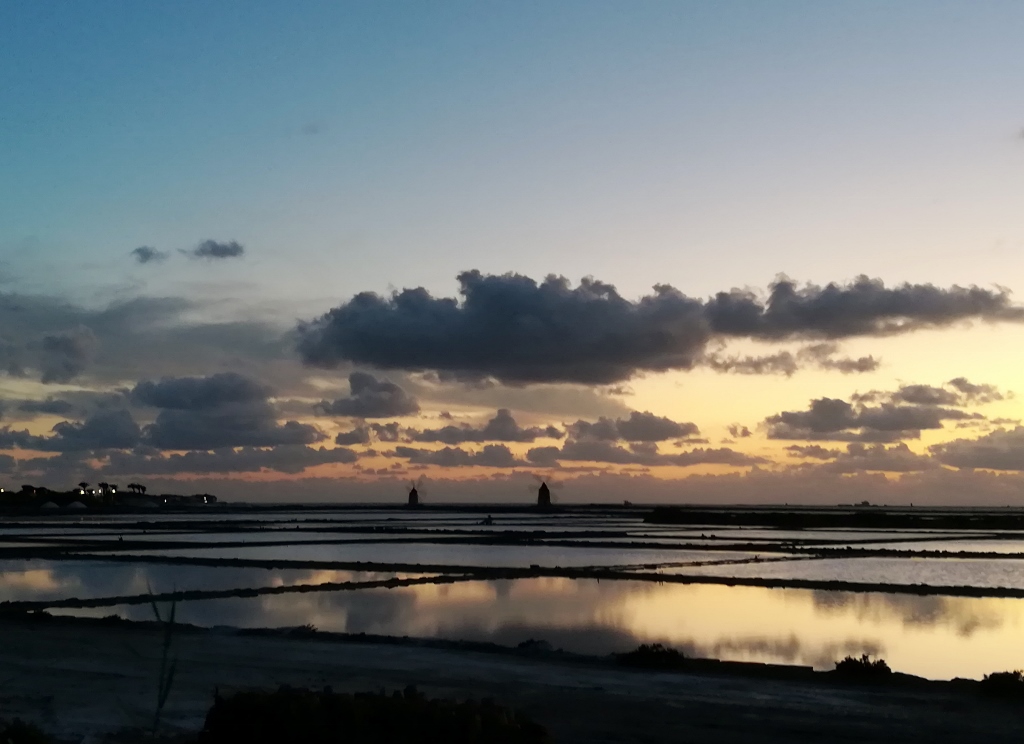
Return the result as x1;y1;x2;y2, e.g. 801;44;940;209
832;654;892;680
979;671;1024;699
615;643;688;671
0;719;50;744
198;686;551;744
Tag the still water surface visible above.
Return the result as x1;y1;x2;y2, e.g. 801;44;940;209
55;577;1024;680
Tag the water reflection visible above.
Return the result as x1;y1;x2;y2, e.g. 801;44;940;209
0;560;413;602
685;556;1024;589
808;590;1004;636
54;577;1024;680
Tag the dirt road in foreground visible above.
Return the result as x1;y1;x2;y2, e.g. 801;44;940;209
1;617;1021;743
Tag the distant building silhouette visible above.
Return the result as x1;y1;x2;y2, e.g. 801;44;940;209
537;482;551;508
408;486;419;507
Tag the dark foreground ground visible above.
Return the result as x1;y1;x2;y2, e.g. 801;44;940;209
1;616;1022;744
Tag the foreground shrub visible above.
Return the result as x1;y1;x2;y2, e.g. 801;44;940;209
979;670;1024;699
615;643;687;671
0;719;51;744
198;685;550;744
833;654;892;679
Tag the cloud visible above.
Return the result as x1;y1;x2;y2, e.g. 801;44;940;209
705;276;1024;339
947;377;1007;404
334;422;403;446
297;272;1022;384
704;343;879;377
0;409;141;452
813;443;938;473
130;246;168;264
527;440;654;466
132;373;324;450
852;378;1008;408
0;336;25;377
403;375;633;420
191;240;245;259
105;444;358;476
334;427;372;445
132;372;270;410
765;396;980;442
669;447;768;467
2;391;128;423
16;398;77;416
393;444;524;468
409;408;561;444
47;409;141;451
522;411;738;467
0;292;294;391
786;444;840;460
931;427;1024;471
39;325;97;383
891;384;961;406
728;424;752;439
526;439;764;467
705;350;798;376
298;271;706;384
316;372;420;418
568;411;699;442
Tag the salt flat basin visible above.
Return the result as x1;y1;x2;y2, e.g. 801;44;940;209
47;531;422;544
115;543;764;568
677;556;1024;589
826;539;1024;554
54;577;1024;681
627;528;978;542
0;559;426;602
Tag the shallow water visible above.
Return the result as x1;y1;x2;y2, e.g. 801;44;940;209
54;578;1024;680
680;556;1024;589
834;539;1024;554
13;507;1024;682
0;559;425;602
117;543;762;568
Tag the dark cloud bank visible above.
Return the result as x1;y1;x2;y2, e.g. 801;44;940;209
4;268;1024;498
1;372;324;457
0;291;292;390
297;271;1024;384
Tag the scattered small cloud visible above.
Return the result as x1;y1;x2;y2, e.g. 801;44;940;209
408;408;561;445
727;424;752;438
705;342;879;377
190;240;245;260
130;246;168;264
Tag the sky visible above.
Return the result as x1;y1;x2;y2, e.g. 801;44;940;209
1;1;1023;504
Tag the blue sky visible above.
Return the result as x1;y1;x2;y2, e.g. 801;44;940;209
4;1;1022;303
1;2;1023;501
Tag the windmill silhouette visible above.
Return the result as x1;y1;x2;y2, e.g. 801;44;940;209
407;476;427;507
528;473;561;508
537;481;551;508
